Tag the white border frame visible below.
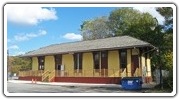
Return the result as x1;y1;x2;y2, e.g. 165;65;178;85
4;3;176;97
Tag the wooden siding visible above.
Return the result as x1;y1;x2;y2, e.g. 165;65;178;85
44;56;55;71
29;48;150;79
62;54;74;76
32;57;38;71
147;53;151;77
127;49;131;77
108;50;120;77
82;52;94;77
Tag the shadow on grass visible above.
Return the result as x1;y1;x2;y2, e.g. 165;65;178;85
145;84;173;93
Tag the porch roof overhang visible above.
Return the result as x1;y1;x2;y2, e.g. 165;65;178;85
21;36;156;57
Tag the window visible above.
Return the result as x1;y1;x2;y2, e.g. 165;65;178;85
119;50;127;69
57;64;61;70
93;52;100;69
74;53;82;70
38;56;45;70
54;55;62;70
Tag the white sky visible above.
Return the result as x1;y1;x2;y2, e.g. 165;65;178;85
134;7;165;25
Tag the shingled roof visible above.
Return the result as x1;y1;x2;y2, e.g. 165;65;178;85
22;36;154;57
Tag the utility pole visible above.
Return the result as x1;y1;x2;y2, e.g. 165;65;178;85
7;50;9;81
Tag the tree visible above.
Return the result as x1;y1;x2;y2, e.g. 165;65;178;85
156;7;173;70
155;7;173;90
81;8;157;42
108;8;156;40
80;16;113;40
156;7;173;33
9;56;32;75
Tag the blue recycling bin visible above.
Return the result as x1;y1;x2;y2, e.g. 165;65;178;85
121;77;143;90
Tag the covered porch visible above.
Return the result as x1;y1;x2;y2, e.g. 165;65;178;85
19;36;155;84
18;68;141;84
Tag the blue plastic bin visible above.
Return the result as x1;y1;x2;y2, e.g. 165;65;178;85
121;77;143;90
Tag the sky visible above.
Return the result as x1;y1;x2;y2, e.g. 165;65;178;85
6;6;165;56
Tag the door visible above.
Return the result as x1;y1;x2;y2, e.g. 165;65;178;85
55;55;62;70
131;55;139;76
101;51;108;76
54;55;62;76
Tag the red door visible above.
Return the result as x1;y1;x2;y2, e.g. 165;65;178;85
131;55;139;76
101;51;108;76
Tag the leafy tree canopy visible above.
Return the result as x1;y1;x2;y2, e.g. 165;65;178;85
108;8;156;40
81;16;113;40
8;56;32;75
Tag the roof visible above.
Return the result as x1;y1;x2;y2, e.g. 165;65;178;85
22;36;154;57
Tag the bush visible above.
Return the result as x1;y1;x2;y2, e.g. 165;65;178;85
162;70;173;92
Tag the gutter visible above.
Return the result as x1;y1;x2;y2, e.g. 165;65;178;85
21;44;153;57
142;45;158;55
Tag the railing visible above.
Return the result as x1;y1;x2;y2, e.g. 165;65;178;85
49;70;55;82
42;71;49;82
55;68;138;77
19;70;44;77
19;68;141;78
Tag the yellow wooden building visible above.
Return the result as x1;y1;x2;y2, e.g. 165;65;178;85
19;36;156;84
